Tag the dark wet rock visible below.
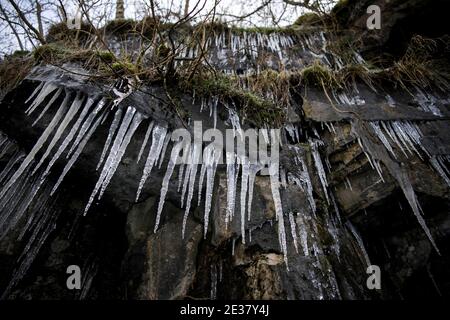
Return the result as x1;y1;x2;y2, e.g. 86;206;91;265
0;0;449;301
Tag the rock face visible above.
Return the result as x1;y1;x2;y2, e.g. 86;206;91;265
333;0;450;57
0;0;449;300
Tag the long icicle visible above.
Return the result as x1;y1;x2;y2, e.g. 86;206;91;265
40;95;96;181
32;92;85;175
240;157;249;244
182;143;200;238
83;106;136;215
98;111;144;199
155;140;183;233
32;87;63;126
0;93;69;199
136;120;154;163
225;152;236;226
51;108;107;196
68;98;106;157
96;108;123;170
135;124;168;201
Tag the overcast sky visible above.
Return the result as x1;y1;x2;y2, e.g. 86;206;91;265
0;0;337;55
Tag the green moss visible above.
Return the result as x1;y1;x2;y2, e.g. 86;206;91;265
187;73;284;126
294;13;322;26
104;19;136;34
46;21;95;43
10;50;30;58
96;50;116;63
32;43;67;61
111;60;139;75
301;61;340;88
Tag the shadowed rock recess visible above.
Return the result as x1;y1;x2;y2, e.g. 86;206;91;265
0;0;449;300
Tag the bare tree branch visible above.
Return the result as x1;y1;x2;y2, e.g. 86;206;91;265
0;2;24;50
7;0;46;44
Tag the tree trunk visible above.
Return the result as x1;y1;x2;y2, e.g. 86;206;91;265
183;0;190;17
116;0;125;19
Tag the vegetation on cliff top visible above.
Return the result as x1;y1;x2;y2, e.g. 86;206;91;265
1;7;449;126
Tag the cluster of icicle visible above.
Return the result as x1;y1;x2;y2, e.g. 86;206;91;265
354;119;449;254
209;31;294;60
174;30;295;71
368;120;450;188
0;131;61;299
173;29;358;77
331;83;447;120
1;81;303;269
280;144;343;298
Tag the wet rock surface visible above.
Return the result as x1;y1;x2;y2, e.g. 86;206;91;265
0;0;449;300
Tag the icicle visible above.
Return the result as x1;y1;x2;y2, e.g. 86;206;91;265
51;110;106;196
330;191;342;224
97;108;123;170
32;87;63;126
0;94;69;200
25;83;57;115
285;123;298;142
392;121;422;159
345;177;353;191
225;152;236;226
369;121;396;159
98;111;144;199
25;82;44;104
155;141;183;233
430;156;450;187
297;214;309;256
135;124;168;201
268;162;289;269
32;92;85;175
289;212;299;254
197;157;207;206
1;200;59;299
68;98;106;157
137;120;154;163
41;94;96;180
227;105;243;140
0;151;25;185
182;143;200;238
84;107;140;215
203;146;220;238
178;163;185;192
180;145;193;207
310;139;330;204
347;222;371;267
353;120;440;254
239;157;250;244
414;87;443;116
290;146;316;214
427;265;442;296
158;135;171;169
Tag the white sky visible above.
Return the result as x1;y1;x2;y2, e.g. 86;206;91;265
0;0;337;55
